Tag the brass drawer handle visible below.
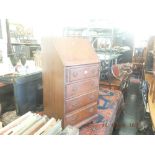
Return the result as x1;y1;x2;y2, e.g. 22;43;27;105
71;101;79;107
88;95;95;101
91;81;96;87
91;69;96;74
72;72;78;77
69;115;77;122
72;86;78;92
91;81;98;89
88;108;94;113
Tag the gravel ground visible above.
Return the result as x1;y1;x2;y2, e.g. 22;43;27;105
0;110;20;127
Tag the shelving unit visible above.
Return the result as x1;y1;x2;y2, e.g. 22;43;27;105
63;27;118;87
63;26;134;89
6;19;41;61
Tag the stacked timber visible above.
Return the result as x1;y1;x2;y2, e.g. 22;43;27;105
0;122;2;129
0;112;79;135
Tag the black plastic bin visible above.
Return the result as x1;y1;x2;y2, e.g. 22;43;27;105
13;71;43;115
0;84;14;114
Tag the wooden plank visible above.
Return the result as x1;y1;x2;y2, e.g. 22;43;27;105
34;117;56;135
0;111;33;135
42;119;62;135
22;116;48;135
10;114;42;135
3;114;41;135
0;122;2;129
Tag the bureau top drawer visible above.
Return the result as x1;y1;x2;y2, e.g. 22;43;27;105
66;64;99;83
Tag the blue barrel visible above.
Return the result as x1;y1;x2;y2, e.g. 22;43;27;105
13;71;43;115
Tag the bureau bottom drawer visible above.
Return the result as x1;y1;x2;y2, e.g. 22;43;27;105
64;102;97;127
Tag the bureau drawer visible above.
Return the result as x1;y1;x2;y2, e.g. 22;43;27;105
66;64;99;83
65;91;98;113
64;102;97;126
65;78;99;99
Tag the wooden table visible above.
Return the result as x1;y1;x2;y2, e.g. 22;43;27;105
100;79;122;90
0;82;7;88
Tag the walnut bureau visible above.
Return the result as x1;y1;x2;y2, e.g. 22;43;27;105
41;37;100;128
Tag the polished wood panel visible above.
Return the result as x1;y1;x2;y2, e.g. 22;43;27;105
65;91;98;113
64;102;97;126
42;37;100;128
42;39;64;119
49;37;99;66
